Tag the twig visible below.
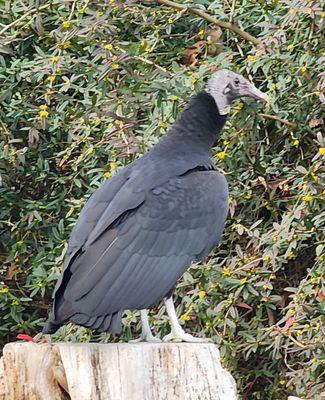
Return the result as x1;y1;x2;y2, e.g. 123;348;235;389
155;0;261;46
266;308;275;326
259;113;296;128
287;334;307;349
68;0;77;20
134;56;170;74
0;3;52;36
229;0;236;24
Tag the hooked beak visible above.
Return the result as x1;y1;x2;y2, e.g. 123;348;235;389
240;82;269;104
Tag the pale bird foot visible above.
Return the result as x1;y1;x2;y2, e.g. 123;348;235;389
129;334;162;343
163;331;213;343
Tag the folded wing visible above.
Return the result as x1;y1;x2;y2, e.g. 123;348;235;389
54;170;228;328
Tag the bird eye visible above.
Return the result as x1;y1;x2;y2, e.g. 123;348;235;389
234;78;240;85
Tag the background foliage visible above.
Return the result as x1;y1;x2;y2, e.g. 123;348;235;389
0;0;324;398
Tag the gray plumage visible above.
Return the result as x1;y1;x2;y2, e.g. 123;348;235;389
43;69;267;334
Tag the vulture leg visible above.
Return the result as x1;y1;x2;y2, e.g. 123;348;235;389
163;296;212;343
129;309;162;343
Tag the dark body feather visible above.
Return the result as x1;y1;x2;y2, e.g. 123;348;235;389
43;91;229;334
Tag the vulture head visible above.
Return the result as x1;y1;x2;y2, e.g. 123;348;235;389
205;69;269;115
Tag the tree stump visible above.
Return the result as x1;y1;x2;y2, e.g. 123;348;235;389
0;342;237;400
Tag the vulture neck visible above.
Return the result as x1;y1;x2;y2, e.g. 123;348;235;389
155;91;227;157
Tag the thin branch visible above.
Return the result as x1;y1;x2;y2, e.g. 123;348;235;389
229;0;236;24
259;113;296;128
134;55;170;74
0;3;52;36
156;0;261;46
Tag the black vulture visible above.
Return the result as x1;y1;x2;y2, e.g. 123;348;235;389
43;69;268;342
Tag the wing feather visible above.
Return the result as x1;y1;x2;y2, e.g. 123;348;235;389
55;170;228;326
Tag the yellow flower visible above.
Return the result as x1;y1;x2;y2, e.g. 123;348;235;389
62;21;71;29
198;290;206;299
263;254;271;261
104;171;111;178
270;83;276;91
39;110;49;118
270;274;276;280
289;7;295;14
302;194;313;202
190;78;197;85
105;44;113;51
293;139;299;147
279;380;286;385
98;11;103;16
198;29;204;35
51;56;59;63
63;40;71;49
300;66;307;73
180;314;190;321
87;147;95;155
171;95;178;101
205;321;212;328
112;63;119;70
217;151;227;160
240;277;247;285
110;161;118;170
289;309;295;316
47;75;56;83
272;236;278;243
247;55;256;62
0;288;9;294
319;147;325;155
222;267;231;276
286;251;294;259
12;300;20;306
287;44;294;50
167;18;173;24
39;104;48;111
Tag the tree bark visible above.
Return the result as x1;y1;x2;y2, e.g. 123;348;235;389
0;342;237;400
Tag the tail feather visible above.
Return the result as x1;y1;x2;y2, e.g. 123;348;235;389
43;307;123;334
72;311;123;333
42;320;63;334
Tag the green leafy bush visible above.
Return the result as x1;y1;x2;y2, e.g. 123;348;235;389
0;1;324;398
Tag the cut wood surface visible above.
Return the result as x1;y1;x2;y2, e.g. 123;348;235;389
0;342;237;400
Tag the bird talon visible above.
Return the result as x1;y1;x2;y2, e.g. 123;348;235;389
163;332;212;343
129;334;162;344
